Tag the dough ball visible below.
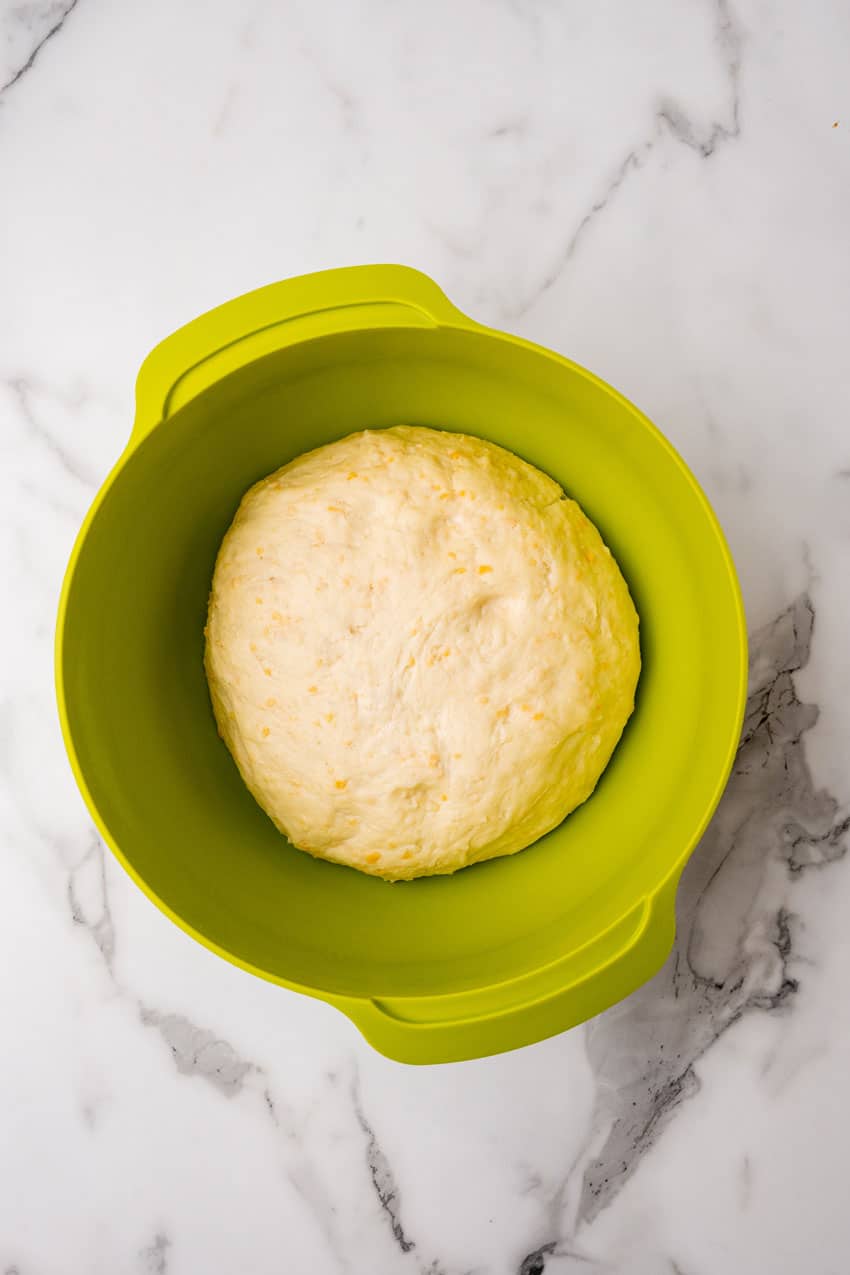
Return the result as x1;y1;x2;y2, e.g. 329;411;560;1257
205;426;640;880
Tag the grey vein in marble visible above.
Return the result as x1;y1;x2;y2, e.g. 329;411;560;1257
575;593;847;1225
518;1242;556;1275
139;1008;255;1098
140;1232;170;1275
513;0;744;318
67;836;115;971
61;840;349;1268
513;594;848;1272
738;1153;753;1210
518;1239;600;1274
656;0;742;157
4;377;98;488
0;0;79;99
351;1071;416;1255
521;145;653;317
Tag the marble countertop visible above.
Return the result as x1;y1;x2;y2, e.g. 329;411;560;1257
3;2;850;1271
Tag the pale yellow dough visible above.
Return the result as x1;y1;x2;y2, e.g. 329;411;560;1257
205;426;640;880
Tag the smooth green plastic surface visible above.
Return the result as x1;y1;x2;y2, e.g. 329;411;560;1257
56;265;747;1064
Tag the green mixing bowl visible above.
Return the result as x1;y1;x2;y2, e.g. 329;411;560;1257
56;265;746;1064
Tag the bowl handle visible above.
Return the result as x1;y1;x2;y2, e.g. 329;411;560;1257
337;878;680;1065
132;265;472;443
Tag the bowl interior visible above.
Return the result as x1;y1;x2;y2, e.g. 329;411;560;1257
60;326;744;998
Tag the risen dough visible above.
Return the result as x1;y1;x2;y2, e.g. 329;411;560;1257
205;426;639;880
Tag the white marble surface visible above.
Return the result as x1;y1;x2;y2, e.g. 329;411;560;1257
2;1;850;1271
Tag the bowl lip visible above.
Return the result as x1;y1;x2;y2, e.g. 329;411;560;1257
54;293;748;1011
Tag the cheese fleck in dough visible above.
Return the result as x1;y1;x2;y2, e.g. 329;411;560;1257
205;426;640;880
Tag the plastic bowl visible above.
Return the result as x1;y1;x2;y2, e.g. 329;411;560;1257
56;266;746;1063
